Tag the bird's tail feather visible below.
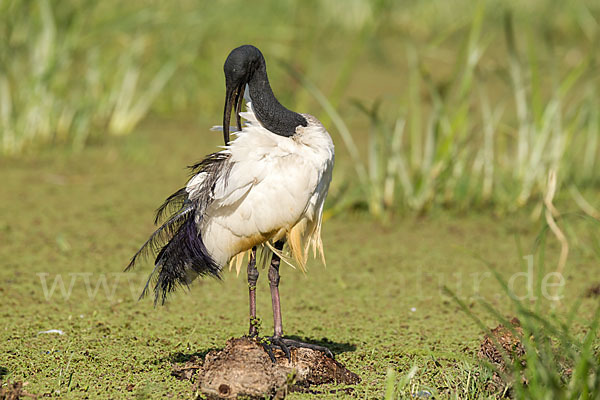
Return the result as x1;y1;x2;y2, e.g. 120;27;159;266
126;195;221;305
148;214;220;305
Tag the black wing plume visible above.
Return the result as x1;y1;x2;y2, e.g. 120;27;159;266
125;151;231;305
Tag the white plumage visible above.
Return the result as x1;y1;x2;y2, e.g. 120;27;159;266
188;102;334;272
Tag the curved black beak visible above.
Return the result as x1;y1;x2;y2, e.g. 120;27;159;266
222;83;245;145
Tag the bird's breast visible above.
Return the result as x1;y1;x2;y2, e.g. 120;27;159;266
199;112;334;267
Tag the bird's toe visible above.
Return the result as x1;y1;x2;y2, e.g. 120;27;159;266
256;336;293;362
257;336;334;362
280;338;334;359
259;340;277;363
270;337;291;361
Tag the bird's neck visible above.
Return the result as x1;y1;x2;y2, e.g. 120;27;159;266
248;66;307;137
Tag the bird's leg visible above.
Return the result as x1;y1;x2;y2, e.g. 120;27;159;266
261;241;334;362
268;241;284;338
261;241;287;360
247;247;259;337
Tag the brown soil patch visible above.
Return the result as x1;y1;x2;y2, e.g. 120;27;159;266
478;317;526;395
0;381;36;400
585;283;600;298
172;337;360;399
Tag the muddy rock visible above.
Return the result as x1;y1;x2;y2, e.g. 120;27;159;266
479;317;525;369
172;355;204;381
478;317;526;395
0;381;36;399
173;337;360;399
585;283;600;298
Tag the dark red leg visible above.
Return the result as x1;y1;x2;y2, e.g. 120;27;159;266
268;243;284;338
263;241;334;362
247;247;259;337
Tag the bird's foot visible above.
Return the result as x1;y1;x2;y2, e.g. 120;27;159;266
246;317;262;338
259;336;334;362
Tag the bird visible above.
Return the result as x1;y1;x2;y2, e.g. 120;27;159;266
126;44;335;360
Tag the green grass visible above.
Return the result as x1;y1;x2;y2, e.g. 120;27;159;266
309;4;600;216
447;229;600;399
1;0;599;216
1;0;600;397
1;120;599;398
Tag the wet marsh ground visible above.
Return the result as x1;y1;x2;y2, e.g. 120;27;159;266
1;120;598;398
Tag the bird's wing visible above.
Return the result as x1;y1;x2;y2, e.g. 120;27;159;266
125;152;231;304
198;103;331;269
199;137;317;248
185;152;235;213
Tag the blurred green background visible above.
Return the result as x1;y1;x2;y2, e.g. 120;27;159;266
1;1;600;398
2;0;599;216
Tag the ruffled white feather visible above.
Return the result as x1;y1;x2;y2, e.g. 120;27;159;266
190;102;334;274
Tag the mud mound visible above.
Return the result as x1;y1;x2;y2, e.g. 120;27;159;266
0;381;36;400
479;317;525;369
173;337;359;399
478;317;526;395
585;283;600;298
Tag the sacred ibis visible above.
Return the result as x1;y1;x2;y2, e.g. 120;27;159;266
126;45;335;360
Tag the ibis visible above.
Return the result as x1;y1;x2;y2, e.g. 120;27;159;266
127;45;335;360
